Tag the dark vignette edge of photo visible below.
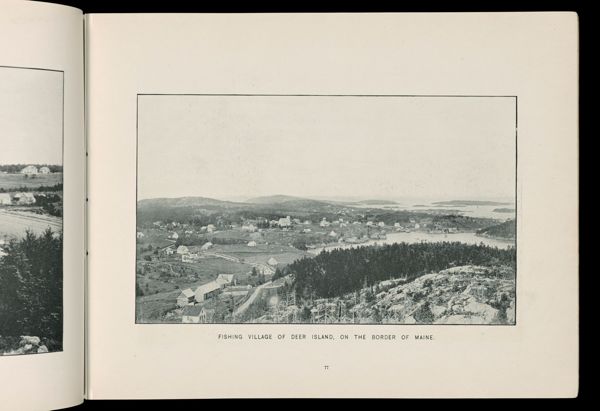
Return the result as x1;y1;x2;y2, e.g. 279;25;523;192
134;93;518;327
0;64;65;356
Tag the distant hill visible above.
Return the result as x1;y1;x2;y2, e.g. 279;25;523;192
246;195;333;208
433;200;512;207
137;196;243;209
353;199;397;205
493;208;516;213
477;219;516;239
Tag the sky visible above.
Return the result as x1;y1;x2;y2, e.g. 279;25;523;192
137;95;516;202
0;67;62;165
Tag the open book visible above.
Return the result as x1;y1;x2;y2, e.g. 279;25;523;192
0;1;579;407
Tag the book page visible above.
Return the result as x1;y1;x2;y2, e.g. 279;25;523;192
86;13;578;398
0;1;85;409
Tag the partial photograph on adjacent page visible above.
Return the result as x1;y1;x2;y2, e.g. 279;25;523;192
0;66;63;355
136;95;516;325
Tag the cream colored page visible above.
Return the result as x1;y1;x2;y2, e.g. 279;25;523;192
86;13;578;398
0;1;85;409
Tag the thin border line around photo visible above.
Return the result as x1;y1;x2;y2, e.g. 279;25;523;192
0;64;65;356
134;93;518;326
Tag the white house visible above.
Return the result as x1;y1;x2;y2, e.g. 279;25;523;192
378;222;386;227
136;232;145;239
200;242;213;251
170;232;179;240
329;230;338;237
302;228;311;233
163;246;175;256
176;245;189;255
20;165;38;175
206;224;216;233
414;223;420;229
319;218;330;227
194;281;221;302
14;193;36;205
247;241;257;247
176;288;195;307
181;305;204;323
0;193;11;205
394;222;401;228
39;166;51;174
267;257;279;266
242;224;257;232
278;216;291;228
216;274;235;287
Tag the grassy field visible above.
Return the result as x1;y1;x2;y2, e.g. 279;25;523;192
0;173;62;191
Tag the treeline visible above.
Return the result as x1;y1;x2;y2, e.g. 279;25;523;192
0;183;63;193
477;219;516;239
0;164;63;173
287;242;515;299
0;230;62;349
35;194;63;217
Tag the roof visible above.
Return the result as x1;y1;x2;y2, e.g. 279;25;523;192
216;274;235;284
267;257;279;266
182;305;203;316
179;288;195;298
195;281;221;296
15;192;35;198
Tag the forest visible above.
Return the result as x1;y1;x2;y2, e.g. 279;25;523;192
0;229;62;352
285;241;515;299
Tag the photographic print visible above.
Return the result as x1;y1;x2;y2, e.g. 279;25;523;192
136;95;516;325
0;67;63;354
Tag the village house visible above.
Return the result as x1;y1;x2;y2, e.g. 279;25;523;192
14;192;36;205
198;307;215;323
319;218;330;227
302;228;311;233
162;245;175;256
200;241;213;251
206;224;216;233
216;274;236;287
303;220;312;225
20;165;38;175
0;193;11;205
170;232;179;240
278;216;292;228
329;230;338;237
255;264;275;276
136;232;145;239
39;166;51;174
378;221;386;227
267;257;279;267
176;245;189;255
181;305;203;323
242;223;257;232
247;240;257;247
182;253;200;263
194;281;222;302
176;288;195;307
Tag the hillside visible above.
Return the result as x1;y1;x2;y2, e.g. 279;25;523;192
477;219;516;239
137;196;243;209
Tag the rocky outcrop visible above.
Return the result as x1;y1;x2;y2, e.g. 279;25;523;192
365;265;515;324
1;335;49;356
